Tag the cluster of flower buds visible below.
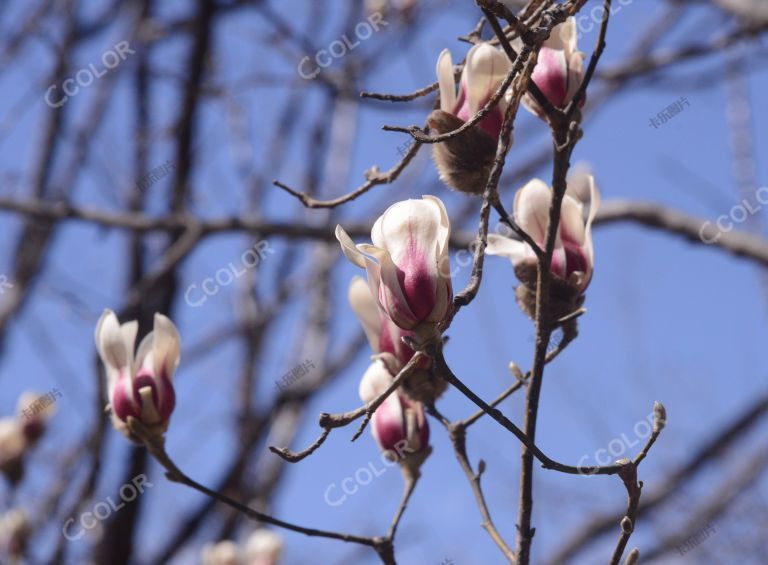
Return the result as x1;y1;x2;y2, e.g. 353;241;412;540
358;347;431;477
429;43;512;194
338;196;456;470
0;392;56;485
486;169;600;322
201;529;283;565
95;309;181;443
519;17;586;119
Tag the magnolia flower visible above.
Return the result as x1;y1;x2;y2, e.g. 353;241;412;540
487;173;600;318
244;529;283;565
437;43;510;139
520;17;585;118
201;540;241;565
358;367;429;464
0;392;55;484
429;43;512;194
337;196;452;336
487;173;600;289
95;309;180;441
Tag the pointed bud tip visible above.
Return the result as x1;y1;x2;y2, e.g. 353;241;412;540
653;401;667;433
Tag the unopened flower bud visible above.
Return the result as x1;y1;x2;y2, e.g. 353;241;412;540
244;529;283;565
430;43;512;194
201;540;240;565
653;401;667;433
337;196;452;332
521;17;585;119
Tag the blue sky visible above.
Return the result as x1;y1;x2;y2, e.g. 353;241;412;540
1;1;767;564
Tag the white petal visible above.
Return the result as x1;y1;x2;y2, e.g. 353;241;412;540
513;179;553;244
464;43;511;114
559;193;586;247
561;17;579;57
358;359;394;404
423;195;451;266
436;49;457;112
95;310;136;393
486;234;534;266
583;175;601;269
348;276;381;352
373;198;443;268
245;529;283;562
358;243;417;328
565;51;585;104
335;225;368;269
151;313;181;381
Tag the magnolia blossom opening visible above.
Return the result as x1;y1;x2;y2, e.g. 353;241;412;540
336;196;452;334
95;309;181;441
487;173;600;293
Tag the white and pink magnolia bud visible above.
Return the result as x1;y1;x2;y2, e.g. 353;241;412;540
244;529;283;565
95;309;181;442
429;44;512;194
201;540;240;565
487;173;600;292
521;17;585;117
437;43;511;139
358;367;429;462
337;196;452;336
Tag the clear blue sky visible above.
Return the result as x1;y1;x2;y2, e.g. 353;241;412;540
1;1;766;564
